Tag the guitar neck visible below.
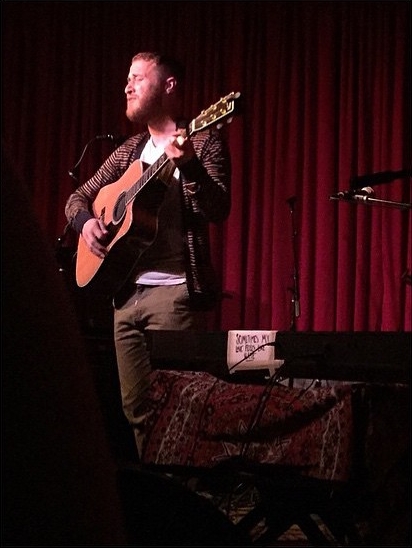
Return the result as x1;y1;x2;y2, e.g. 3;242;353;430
125;152;170;207
122;89;242;209
124;123;197;207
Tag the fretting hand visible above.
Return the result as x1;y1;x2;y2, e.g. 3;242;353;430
164;131;195;166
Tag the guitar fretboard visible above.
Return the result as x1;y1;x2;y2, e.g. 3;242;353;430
125;152;169;206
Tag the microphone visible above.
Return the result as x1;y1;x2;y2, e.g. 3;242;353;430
68;168;79;182
350;169;411;189
330;186;375;201
95;134;129;146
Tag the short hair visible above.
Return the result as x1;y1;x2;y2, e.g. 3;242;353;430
131;52;185;83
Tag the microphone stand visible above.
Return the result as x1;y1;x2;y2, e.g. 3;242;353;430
286;196;300;332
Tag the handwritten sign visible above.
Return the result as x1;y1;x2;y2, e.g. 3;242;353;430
226;330;284;376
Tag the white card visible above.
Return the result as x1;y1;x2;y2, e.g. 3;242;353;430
226;330;284;376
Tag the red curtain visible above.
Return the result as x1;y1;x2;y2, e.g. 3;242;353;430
3;1;410;332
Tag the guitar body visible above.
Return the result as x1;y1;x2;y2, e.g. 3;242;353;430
76;160;168;294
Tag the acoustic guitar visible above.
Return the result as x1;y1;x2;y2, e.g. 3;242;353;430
75;92;241;296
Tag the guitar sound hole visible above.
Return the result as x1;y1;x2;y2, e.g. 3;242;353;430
113;192;126;224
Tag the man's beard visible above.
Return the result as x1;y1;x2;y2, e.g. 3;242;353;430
126;91;162;124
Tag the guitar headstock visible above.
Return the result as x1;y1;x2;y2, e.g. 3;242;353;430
189;92;241;134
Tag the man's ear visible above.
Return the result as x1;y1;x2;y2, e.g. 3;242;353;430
165;76;177;94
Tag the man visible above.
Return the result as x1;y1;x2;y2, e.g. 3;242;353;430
65;52;232;459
